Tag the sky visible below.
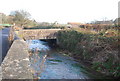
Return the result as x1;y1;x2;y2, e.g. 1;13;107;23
0;0;119;24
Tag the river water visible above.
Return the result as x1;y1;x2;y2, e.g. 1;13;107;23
26;40;92;79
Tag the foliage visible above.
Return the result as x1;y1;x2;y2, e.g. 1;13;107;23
92;62;102;72
99;29;119;37
0;13;8;24
72;27;97;34
0;10;37;27
11;10;31;27
92;61;120;77
24;19;38;27
57;29;120;78
57;30;83;52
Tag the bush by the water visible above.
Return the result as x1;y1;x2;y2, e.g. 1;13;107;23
57;29;120;78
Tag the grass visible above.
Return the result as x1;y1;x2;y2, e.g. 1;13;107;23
71;63;108;79
72;28;97;34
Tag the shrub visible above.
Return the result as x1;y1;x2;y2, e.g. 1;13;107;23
57;29;120;78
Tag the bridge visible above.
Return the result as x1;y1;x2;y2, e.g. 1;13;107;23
18;29;62;40
1;28;62;80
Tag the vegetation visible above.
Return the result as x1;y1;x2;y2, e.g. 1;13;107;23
1;9;120;79
0;13;8;24
24;21;65;29
0;10;38;28
57;28;120;78
10;10;38;27
24;26;64;29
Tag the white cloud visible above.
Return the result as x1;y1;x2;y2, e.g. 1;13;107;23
0;0;119;24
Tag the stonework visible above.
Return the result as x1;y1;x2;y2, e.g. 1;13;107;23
20;29;61;40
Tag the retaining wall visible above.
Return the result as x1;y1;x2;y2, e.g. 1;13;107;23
1;39;33;80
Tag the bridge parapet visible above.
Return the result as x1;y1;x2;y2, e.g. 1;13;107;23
18;29;61;40
1;39;33;80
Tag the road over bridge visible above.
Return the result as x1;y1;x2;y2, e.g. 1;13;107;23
19;29;62;40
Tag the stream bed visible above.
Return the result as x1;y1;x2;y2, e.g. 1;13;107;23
26;40;93;79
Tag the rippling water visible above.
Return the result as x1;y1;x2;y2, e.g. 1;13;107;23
26;40;91;79
26;40;50;51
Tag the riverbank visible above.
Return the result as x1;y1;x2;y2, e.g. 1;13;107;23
56;29;120;79
55;49;112;79
27;40;95;79
39;39;119;79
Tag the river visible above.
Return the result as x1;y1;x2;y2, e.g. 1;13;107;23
26;40;93;79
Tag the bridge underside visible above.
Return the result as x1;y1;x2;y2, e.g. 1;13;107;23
23;36;57;40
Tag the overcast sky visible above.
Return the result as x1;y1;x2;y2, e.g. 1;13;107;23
0;0;119;24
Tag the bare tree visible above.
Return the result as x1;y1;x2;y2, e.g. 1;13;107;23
11;10;31;28
0;13;8;24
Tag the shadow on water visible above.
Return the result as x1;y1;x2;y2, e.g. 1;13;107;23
40;39;58;49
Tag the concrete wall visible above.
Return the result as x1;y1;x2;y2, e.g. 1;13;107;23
1;39;33;80
20;29;61;40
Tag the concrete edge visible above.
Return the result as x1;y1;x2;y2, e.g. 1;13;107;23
1;39;33;80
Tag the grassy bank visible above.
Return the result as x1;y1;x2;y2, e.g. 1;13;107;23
57;29;120;78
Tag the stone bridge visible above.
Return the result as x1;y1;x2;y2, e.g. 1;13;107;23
19;29;61;40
